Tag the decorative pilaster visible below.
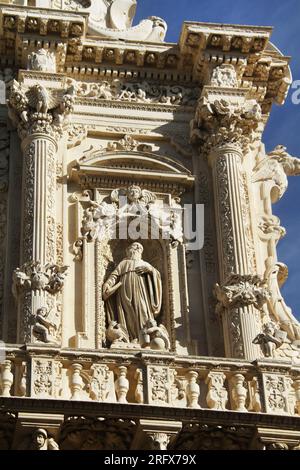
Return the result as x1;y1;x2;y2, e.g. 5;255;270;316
192;87;268;360
8;79;74;344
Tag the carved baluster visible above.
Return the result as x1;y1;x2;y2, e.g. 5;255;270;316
1;360;13;397
186;370;200;408
134;368;144;404
115;366;129;403
293;377;300;415
205;371;228;410
70;363;83;400
248;377;262;413
230;373;248;412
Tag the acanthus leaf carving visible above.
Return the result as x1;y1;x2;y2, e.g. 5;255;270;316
191;92;262;155
8;80;76;140
215;274;270;312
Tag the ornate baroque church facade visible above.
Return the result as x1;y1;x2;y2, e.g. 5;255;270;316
0;0;300;451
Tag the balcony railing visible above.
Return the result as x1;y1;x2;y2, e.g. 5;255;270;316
1;346;300;416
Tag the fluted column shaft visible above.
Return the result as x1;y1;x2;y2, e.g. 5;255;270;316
17;134;58;342
21;134;57;266
209;145;262;360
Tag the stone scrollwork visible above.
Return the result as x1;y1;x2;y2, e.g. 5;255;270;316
12;261;69;297
8;80;76;139
106;134;153;152
80;0;167;42
258;214;286;242
215;274;270;313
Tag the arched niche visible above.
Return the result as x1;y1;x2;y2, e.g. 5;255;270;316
68;150;195;354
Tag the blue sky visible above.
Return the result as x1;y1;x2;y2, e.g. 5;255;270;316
135;0;300;316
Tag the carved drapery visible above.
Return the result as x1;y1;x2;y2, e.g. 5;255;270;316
8;80;72;344
193;88;264;360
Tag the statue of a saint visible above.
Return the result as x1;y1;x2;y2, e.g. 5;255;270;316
103;242;162;342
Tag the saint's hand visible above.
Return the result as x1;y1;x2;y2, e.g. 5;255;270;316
135;266;152;275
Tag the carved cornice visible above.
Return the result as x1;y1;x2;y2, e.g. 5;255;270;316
0;6;292;115
1;396;300;428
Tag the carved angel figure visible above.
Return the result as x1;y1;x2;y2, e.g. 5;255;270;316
33;307;61;344
265;260;300;342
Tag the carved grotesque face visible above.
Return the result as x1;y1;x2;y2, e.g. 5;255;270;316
127;186;141;202
126;242;143;259
33;431;47;449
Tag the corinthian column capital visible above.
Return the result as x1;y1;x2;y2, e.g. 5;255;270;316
7;79;76;142
191;87;262;160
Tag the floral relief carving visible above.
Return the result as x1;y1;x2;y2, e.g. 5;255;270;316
215;274;270;313
148;366;173;405
206;371;228;410
74;79;199;106
89;364;112;402
191;93;262;155
264;374;289;414
31;358;62;399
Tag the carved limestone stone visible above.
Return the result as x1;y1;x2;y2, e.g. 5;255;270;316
28;49;56;73
103;242;163;344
